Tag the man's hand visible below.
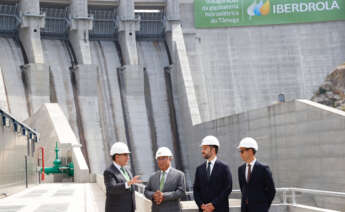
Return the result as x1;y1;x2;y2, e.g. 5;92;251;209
157;191;164;205
204;203;215;212
153;190;164;205
153;190;160;203
128;175;142;186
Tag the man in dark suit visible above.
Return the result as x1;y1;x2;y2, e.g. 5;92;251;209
237;137;276;212
103;142;142;212
193;135;233;212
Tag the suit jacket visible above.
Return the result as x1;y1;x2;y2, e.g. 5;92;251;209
103;164;135;212
193;159;233;212
238;161;276;212
144;167;186;212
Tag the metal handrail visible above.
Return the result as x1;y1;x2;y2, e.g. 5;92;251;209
285;187;345;205
89;7;117;40
289;187;345;197
40;6;69;39
0;109;39;141
136;12;164;39
134;185;345;206
135;183;146;194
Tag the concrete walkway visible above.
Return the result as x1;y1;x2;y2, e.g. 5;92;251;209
0;183;105;212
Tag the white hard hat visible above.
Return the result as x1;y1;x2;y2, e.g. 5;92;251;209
237;137;258;151
155;147;173;159
110;142;131;156
200;135;220;147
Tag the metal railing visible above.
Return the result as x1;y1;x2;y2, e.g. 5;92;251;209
0;3;20;35
0;109;39;143
40;6;69;39
280;188;345;205
136;12;164;40
186;188;345;205
135;185;345;206
89;7;117;40
88;9;165;40
135;183;146;194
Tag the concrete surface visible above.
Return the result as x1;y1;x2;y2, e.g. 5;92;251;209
289;204;340;212
19;0;45;64
180;2;345;120
118;0;140;65
137;41;176;164
166;22;202;125
0;38;28;121
72;64;106;174
0;67;9;112
22;63;50;115
69;0;93;65
90;40;127;155
119;65;155;180
42;40;80;141
0;183;105;212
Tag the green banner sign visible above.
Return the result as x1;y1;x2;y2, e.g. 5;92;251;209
194;0;345;28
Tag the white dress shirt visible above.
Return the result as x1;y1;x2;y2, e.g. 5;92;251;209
206;156;217;175
113;162;130;189
245;158;256;181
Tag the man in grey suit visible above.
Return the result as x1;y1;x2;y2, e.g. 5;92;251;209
103;142;142;212
145;147;186;212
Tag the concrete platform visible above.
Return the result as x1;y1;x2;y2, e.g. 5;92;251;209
0;184;105;212
181;199;241;209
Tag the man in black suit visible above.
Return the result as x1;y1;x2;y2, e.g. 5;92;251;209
237;137;276;212
193;135;233;212
103;142;142;212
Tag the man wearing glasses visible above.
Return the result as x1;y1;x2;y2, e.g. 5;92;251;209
237;137;276;212
103;142;142;212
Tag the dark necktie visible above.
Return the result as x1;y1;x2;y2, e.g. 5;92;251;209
207;162;211;179
247;164;251;182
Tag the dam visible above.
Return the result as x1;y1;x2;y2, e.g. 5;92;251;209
0;0;345;211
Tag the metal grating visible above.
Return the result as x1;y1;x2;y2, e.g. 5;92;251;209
89;7;117;40
136;12;164;40
40;6;69;39
0;4;19;36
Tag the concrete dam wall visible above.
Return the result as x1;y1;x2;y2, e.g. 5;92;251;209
0;38;177;177
0;6;178;178
0;38;28;121
180;2;345;120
